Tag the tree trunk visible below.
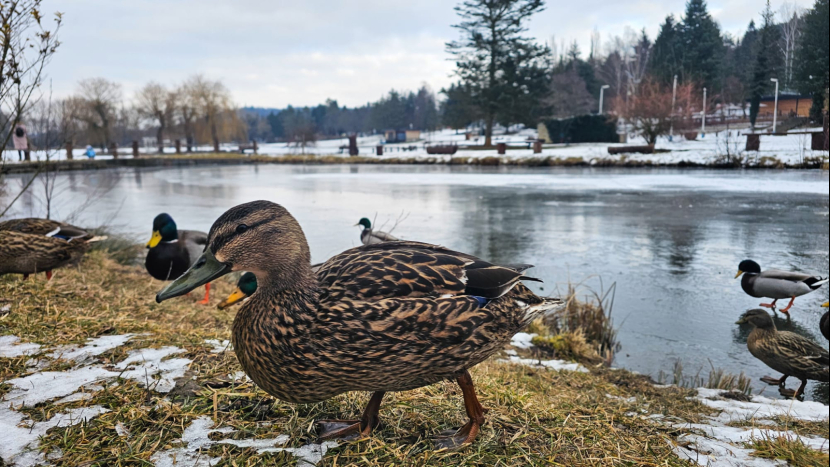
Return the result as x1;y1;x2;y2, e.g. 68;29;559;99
485;114;494;147
157;124;165;154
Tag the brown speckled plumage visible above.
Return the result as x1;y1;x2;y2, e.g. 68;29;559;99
158;201;564;445
0;218;96;276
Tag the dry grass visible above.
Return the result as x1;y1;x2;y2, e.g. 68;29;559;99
656;360;754;395
2;250;820;466
748;432;829;466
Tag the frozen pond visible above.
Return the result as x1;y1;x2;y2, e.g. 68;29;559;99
2;164;829;401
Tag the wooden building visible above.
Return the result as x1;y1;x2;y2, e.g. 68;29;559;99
757;93;812;118
384;129;421;143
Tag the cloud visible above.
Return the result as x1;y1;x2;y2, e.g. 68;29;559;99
43;0;813;108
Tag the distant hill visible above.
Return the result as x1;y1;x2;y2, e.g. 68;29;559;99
239;106;281;116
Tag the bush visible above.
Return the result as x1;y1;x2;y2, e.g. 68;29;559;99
543;115;618;144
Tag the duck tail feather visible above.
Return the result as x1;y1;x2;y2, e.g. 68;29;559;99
87;236;108;243
520;275;544;284
523;297;565;323
809;277;828;290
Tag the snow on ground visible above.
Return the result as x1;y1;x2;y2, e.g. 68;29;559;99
503;333;588;373
667;388;829;466
0;335;41;358
6;128;826;166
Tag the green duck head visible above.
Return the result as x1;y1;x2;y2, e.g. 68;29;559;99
218;272;258;309
147;213;178;248
735;259;761;279
736;308;774;328
355;218;372;230
157;201;311;303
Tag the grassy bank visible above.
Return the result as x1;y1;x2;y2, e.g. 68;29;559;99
1;250;828;466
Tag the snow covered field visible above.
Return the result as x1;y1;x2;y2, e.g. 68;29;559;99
4;128;827;167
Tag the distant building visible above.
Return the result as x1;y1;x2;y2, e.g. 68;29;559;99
384;129;421;143
757;93;812;118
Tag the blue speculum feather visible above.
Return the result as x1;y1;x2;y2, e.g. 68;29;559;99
472;296;490;308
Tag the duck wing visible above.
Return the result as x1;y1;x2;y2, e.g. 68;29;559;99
370;230;400;242
0;218;90;240
0;231;81;275
767;331;829;369
180;230;208;265
751;273;817;298
317;240;537;302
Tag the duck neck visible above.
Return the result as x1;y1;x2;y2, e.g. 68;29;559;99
241;266;320;332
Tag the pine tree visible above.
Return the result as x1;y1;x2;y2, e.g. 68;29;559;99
794;0;829;119
749;1;781;130
650;16;682;86
679;0;725;89
447;0;551;146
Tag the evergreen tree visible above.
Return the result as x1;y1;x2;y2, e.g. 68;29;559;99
749;1;781;129
440;83;480;129
794;0;829;119
650;15;682;85
447;0;551;146
679;0;725;89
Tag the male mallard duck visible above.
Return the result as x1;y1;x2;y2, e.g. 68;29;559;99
821;302;829;341
145;213;211;304
356;217;399;245
736;309;829;399
157;201;563;448
218;272;257;309
735;260;827;314
0;218;104;279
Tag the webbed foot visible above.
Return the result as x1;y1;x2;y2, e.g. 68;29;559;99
316;419;365;441
433;420;480;450
760;375;785;386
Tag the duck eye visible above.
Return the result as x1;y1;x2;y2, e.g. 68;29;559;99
236;224;249;234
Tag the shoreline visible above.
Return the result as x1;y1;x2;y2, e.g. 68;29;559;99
2;152;828;175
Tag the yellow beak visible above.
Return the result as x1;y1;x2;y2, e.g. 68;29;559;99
823;302;829;308
217;287;247;309
734;270;744;279
146;231;162;248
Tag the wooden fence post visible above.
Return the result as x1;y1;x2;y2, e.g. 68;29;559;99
132;140;140;158
376;145;383;156
746;134;760;151
65;143;73;160
175;139;182;154
348;134;358;156
533;140;542;154
213;138;220;153
497;143;507;155
110;142;118;159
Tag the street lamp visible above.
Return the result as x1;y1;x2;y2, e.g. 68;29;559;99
598;85;610;115
669;75;677;141
770;78;779;133
701;87;707;136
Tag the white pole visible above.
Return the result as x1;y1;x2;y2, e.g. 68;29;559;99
770;78;779;133
670;75;677;139
701;87;707;135
599;85;610;114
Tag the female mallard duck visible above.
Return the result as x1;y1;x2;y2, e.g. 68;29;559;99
0;218;103;279
145;213;211;304
356;217;399;245
821;302;829;341
157;201;562;448
736;309;829;399
735;260;827;314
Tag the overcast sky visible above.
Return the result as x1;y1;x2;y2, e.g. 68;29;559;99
43;0;812;108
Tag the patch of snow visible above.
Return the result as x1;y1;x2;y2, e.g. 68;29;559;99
49;334;134;363
55;391;94;404
500;355;588;373
205;339;232;353
151;416;333;467
4;366;116;406
673;433;785;466
503;349;518;356
0;335;41;358
606;394;636;403
694;388;829;423
115;346;192;393
0;405;109;466
115;422;130;438
510;332;537;349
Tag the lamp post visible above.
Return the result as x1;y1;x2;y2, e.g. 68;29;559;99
669;75;677;141
598;85;610;115
701;87;707;136
770;78;779;133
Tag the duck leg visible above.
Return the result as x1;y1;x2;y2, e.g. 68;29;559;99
196;283;211;305
779;378;807;399
434;370;486;450
317;391;385;441
45;270;53;280
778;296;796;314
760;374;787;386
759;299;778;310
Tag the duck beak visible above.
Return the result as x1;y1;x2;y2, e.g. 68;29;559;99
217;287;247;309
734;270;744;279
146;231;162;248
735;316;747;324
823;302;829;308
156;248;231;303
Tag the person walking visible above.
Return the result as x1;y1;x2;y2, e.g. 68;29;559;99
12;123;28;161
85;145;96;159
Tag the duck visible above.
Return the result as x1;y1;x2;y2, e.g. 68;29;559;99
157;200;563;449
218;272;257;309
821;302;829;341
736;309;829;399
145;213;211;304
218;263;325;309
356;217;399;245
0;218;104;279
735;260;827;314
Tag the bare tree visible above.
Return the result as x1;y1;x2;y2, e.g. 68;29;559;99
176;81;197;152
777;3;803;88
135;82;177;153
75;78;121;150
620;79;694;145
185;74;243;152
